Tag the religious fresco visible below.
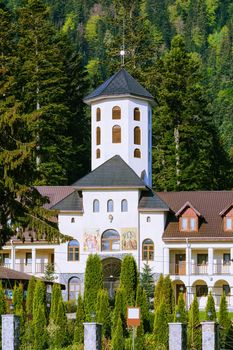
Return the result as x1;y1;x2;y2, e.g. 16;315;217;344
121;228;137;250
83;229;100;252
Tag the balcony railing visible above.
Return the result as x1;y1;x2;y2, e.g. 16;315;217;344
0;262;11;269
213;263;230;275
15;263;32;273
191;264;208;275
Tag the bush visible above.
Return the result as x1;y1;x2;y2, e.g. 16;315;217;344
65;300;77;313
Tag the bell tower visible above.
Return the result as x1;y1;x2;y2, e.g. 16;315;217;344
84;69;154;187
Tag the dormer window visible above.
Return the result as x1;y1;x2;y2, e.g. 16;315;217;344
176;202;201;233
219;205;233;232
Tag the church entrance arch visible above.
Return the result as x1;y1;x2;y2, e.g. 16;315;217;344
102;258;121;299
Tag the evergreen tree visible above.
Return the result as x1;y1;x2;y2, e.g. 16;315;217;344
111;316;124;350
153;301;169;349
74;294;85;344
53;299;69;348
174;292;187;323
154;274;164;311
136;284;150;333
33;280;46;319
163;275;175;321
187;295;201;350
205;291;216;321
96;289;111;338
26;277;36;317
219;292;231;349
43;262;57;282
152;35;228;191
0;282;8;345
112;287;127;334
120;255;138;306
13;283;25;321
33;303;47;350
49;284;62;323
84;254;103;321
140;263;154;307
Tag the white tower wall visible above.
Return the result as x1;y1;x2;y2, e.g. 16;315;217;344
91;97;152;186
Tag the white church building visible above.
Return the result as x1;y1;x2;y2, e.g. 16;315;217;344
1;69;233;309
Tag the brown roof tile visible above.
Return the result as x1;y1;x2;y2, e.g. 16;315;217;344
156;191;233;242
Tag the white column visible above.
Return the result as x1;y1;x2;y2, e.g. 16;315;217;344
208;248;213;276
164;247;169;275
186;245;191;308
230;248;233;274
32;248;36;275
10;246;15;270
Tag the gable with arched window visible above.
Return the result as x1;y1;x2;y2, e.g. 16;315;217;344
101;229;120;251
112;106;121;119
142;239;154;261
107;199;114;212
93;199;100;212
121;199;128;212
134;107;140;121
96;127;101;145
96;107;101;121
112;125;121;143
134;148;141;158
67;240;80;261
134;127;141;145
68;277;81;301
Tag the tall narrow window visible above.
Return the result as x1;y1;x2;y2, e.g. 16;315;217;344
96;107;101;121
93;199;100;212
112;106;121;119
134;107;140;121
134;127;141;145
121;199;128;212
134;148;141;158
67;240;80;261
96;127;101;145
142;239;154;261
107;199;114;212
112;125;121;143
96;149;101;159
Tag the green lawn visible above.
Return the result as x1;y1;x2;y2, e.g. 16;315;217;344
199;311;233;321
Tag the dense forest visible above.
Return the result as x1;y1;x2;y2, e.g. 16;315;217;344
1;0;233;193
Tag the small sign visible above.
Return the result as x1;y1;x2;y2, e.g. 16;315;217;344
127;307;140;327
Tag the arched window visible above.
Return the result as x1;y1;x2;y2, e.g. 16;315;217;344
102;229;120;251
134;148;141;158
107;199;114;212
71;217;75;223
96;127;101;145
112;106;121;119
134;107;140;121
68;277;81;301
96;148;101;159
93;199;100;212
121;199;128;212
112;125;121;143
146;216;151;223
96;107;101;121
67;240;80;261
134;127;141;145
142;239;154;261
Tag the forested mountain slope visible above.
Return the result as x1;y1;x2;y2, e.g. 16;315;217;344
2;0;233;190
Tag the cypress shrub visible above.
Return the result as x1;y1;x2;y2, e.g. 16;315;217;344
84;254;103;321
154;274;164;311
120;255;138;306
140;263;154;306
154;301;169;349
112;287;127;332
54;299;69;348
219;292;232;349
111;316;124;350
96;289;111;338
26;277;36;317
163;275;175;320
187;295;201;350
33;280;46;319
174;292;187;323
74;294;85;344
33;303;47;350
13;283;24;318
136;284;150;332
49;284;62;322
205;291;216;321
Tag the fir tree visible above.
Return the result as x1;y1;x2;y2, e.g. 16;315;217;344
187;295;201;350
120;255;138;306
140;263;154;307
43;262;57;282
96;289;111;338
174;292;187;323
219;292;231;349
111;316;125;350
74;294;85;344
205;291;216;321
84;254;103;321
26;277;36;317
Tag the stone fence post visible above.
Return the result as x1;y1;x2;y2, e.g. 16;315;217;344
83;322;102;350
2;314;20;350
201;321;219;350
168;322;187;350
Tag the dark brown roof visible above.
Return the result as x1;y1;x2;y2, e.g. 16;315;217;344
157;191;233;242
36;186;75;209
